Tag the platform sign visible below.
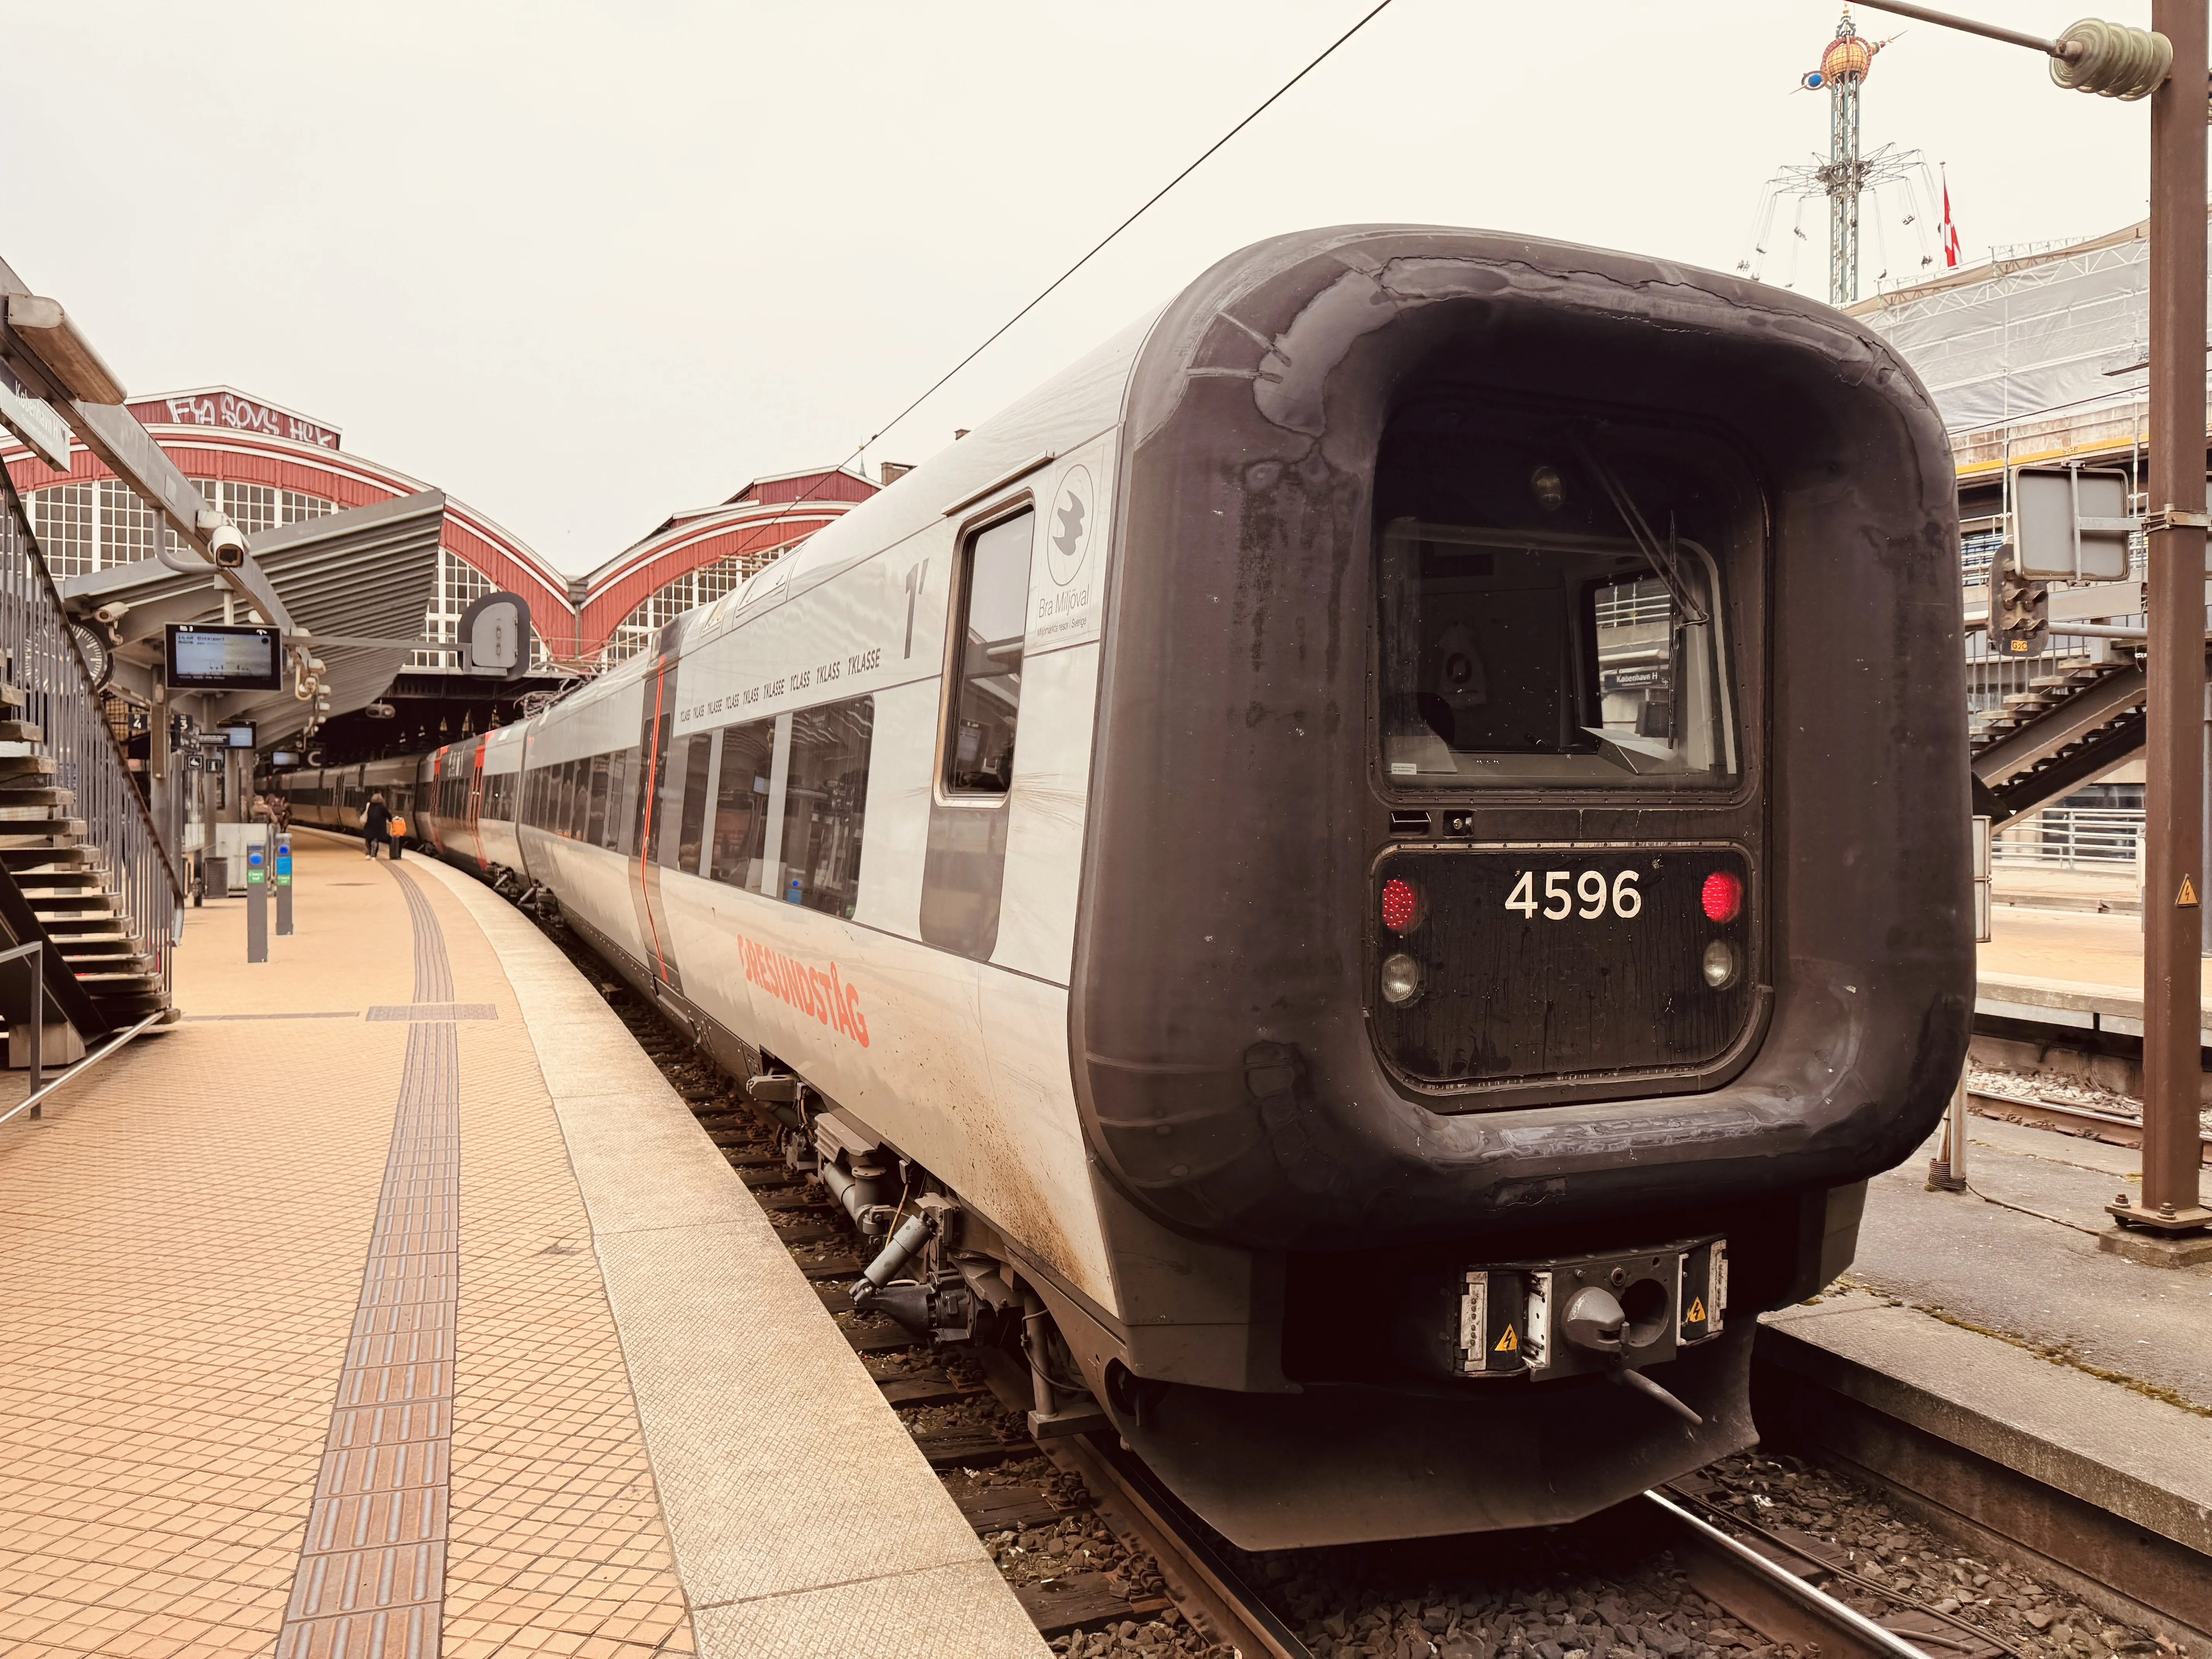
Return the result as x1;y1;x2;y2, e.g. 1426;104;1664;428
167;624;283;692
458;591;531;680
2011;465;2135;580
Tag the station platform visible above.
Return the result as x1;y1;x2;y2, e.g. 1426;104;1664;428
1757;1107;2212;1646
1975;898;2212;1054
0;834;1045;1659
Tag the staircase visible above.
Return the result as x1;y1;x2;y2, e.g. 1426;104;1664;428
0;673;172;1042
1970;655;2153;828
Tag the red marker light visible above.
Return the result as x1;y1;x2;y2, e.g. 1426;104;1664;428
1700;870;1743;924
1381;878;1423;934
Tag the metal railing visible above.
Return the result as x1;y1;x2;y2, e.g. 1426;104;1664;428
1991;805;2142;867
0;474;182;1010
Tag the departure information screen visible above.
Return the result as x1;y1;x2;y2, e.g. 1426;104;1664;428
166;624;282;690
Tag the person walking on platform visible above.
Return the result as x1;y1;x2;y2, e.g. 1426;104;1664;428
361;791;392;860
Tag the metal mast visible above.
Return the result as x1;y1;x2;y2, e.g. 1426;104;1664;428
1816;13;1879;305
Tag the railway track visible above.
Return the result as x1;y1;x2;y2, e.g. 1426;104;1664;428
526;910;2164;1659
1967;1085;2212;1166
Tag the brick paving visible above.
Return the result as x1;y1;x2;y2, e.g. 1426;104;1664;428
0;840;694;1658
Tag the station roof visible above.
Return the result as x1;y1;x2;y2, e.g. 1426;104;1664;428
1844;209;2212;437
3;394;879;670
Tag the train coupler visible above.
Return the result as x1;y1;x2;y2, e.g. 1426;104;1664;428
1455;1236;1728;1384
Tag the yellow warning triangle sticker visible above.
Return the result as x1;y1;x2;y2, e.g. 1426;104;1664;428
1686;1297;1706;1323
1494;1326;1518;1353
2181;876;2201;909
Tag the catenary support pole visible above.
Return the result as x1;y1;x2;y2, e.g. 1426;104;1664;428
2134;0;2211;1236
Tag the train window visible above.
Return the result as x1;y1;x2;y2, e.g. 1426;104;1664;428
1374;427;1741;788
585;754;611;845
710;721;775;890
671;735;713;872
602;749;630;852
945;511;1032;794
779;696;872;917
652;734;699;869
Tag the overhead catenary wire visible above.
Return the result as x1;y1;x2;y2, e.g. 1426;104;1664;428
717;0;1400;560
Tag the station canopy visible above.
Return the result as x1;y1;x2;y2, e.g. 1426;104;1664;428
62;490;445;742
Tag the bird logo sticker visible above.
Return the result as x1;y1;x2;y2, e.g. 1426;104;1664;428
1046;465;1094;587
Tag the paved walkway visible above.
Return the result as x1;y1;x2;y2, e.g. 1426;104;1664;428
1980;904;2150;992
0;835;1042;1659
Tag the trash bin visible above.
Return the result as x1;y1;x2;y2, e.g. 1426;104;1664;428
202;855;229;897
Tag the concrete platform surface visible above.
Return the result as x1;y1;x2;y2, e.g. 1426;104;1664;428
1849;1115;2212;1408
1989;864;2139;916
1762;1289;2212;1570
1980;905;2150;992
0;835;1045;1659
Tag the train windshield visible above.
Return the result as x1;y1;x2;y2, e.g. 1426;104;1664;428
1373;409;1749;788
1377;522;1735;785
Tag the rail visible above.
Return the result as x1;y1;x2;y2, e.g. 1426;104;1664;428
0;1009;164;1129
0;470;184;1007
1990;805;2140;867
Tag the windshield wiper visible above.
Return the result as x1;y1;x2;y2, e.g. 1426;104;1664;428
1566;429;1710;627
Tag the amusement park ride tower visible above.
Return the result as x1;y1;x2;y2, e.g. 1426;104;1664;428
1743;10;1941;306
1808;17;1884;304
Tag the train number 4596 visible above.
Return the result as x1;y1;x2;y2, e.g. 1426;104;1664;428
1506;869;1642;921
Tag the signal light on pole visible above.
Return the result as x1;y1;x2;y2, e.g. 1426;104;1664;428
1700;871;1743;924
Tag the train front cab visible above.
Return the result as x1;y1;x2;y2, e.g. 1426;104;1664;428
1064;229;1975;1545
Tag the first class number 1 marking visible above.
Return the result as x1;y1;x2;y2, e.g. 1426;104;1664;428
1507;869;1642;921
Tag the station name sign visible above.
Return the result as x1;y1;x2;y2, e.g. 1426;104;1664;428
131;389;341;452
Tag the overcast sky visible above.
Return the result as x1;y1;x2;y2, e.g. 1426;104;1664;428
1;1;2169;574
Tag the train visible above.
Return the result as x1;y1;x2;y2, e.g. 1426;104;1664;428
284;224;1972;1549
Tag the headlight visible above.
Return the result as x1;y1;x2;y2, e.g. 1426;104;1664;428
1381;952;1424;1005
1701;940;1739;989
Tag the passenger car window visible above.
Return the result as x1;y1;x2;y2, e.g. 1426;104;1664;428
780;696;873;917
945;512;1032;794
710;721;775;890
670;735;712;871
585;754;611;845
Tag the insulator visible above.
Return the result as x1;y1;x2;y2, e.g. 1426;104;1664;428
2050;18;2172;101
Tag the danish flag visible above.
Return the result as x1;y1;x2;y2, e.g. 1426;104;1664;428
1939;168;1962;269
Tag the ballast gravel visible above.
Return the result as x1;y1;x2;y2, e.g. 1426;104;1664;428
552;916;2181;1659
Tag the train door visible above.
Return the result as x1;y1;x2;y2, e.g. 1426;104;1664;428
627;652;684;995
425;747;448;856
465;738;488;871
922;505;1034;960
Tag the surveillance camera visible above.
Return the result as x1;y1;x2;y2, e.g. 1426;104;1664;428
209;524;247;568
92;601;129;625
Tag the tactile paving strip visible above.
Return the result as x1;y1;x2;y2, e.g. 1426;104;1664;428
276;865;462;1659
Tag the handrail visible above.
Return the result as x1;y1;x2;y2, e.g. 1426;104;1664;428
0;1009;164;1129
0;465;185;1018
0;468;185;900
